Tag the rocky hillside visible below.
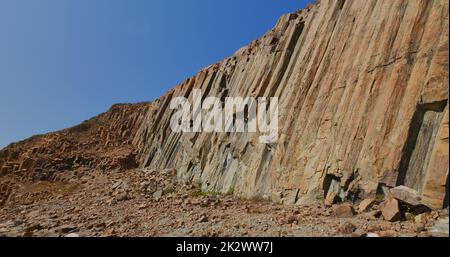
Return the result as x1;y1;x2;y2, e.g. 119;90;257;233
0;0;448;234
0;103;150;205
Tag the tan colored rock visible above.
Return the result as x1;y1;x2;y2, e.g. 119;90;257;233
380;198;402;222
365;210;382;220
358;198;376;213
414;213;428;224
338;222;356;234
366;233;380;238
390;186;422;206
324;192;338;207
332;203;355;218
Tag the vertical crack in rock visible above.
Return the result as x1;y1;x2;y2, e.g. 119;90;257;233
445;176;449;208
397;101;447;194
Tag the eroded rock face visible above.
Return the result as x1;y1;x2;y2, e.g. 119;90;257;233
133;0;449;207
1;0;449;209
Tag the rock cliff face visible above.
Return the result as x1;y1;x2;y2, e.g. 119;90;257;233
1;0;448;209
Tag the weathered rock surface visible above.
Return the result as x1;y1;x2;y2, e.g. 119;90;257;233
390;186;423;206
332;203;355;218
429;218;449;237
0;0;449;211
132;0;449;208
381;198;402;222
358;198;376;213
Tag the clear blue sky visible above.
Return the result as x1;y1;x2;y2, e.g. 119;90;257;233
0;0;310;148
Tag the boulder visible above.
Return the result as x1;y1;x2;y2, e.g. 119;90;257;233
380;198;402;222
390;186;422;206
332;203;355;218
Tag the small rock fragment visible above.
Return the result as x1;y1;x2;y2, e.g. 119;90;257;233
366;210;382;219
287;215;298;224
324;192;338;206
140;180;157;194
153;190;163;201
358;198;376;213
338;222;356;234
198;215;209;223
115;192;130;202
365;232;380;237
55;225;77;234
138;204;148;210
429;218;449;237
65;233;80;237
378;230;398;237
351;228;367;237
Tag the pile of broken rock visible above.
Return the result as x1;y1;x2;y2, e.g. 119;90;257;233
330;185;449;237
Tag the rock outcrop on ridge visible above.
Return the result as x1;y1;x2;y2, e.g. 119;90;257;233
1;0;449;211
0;103;149;206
